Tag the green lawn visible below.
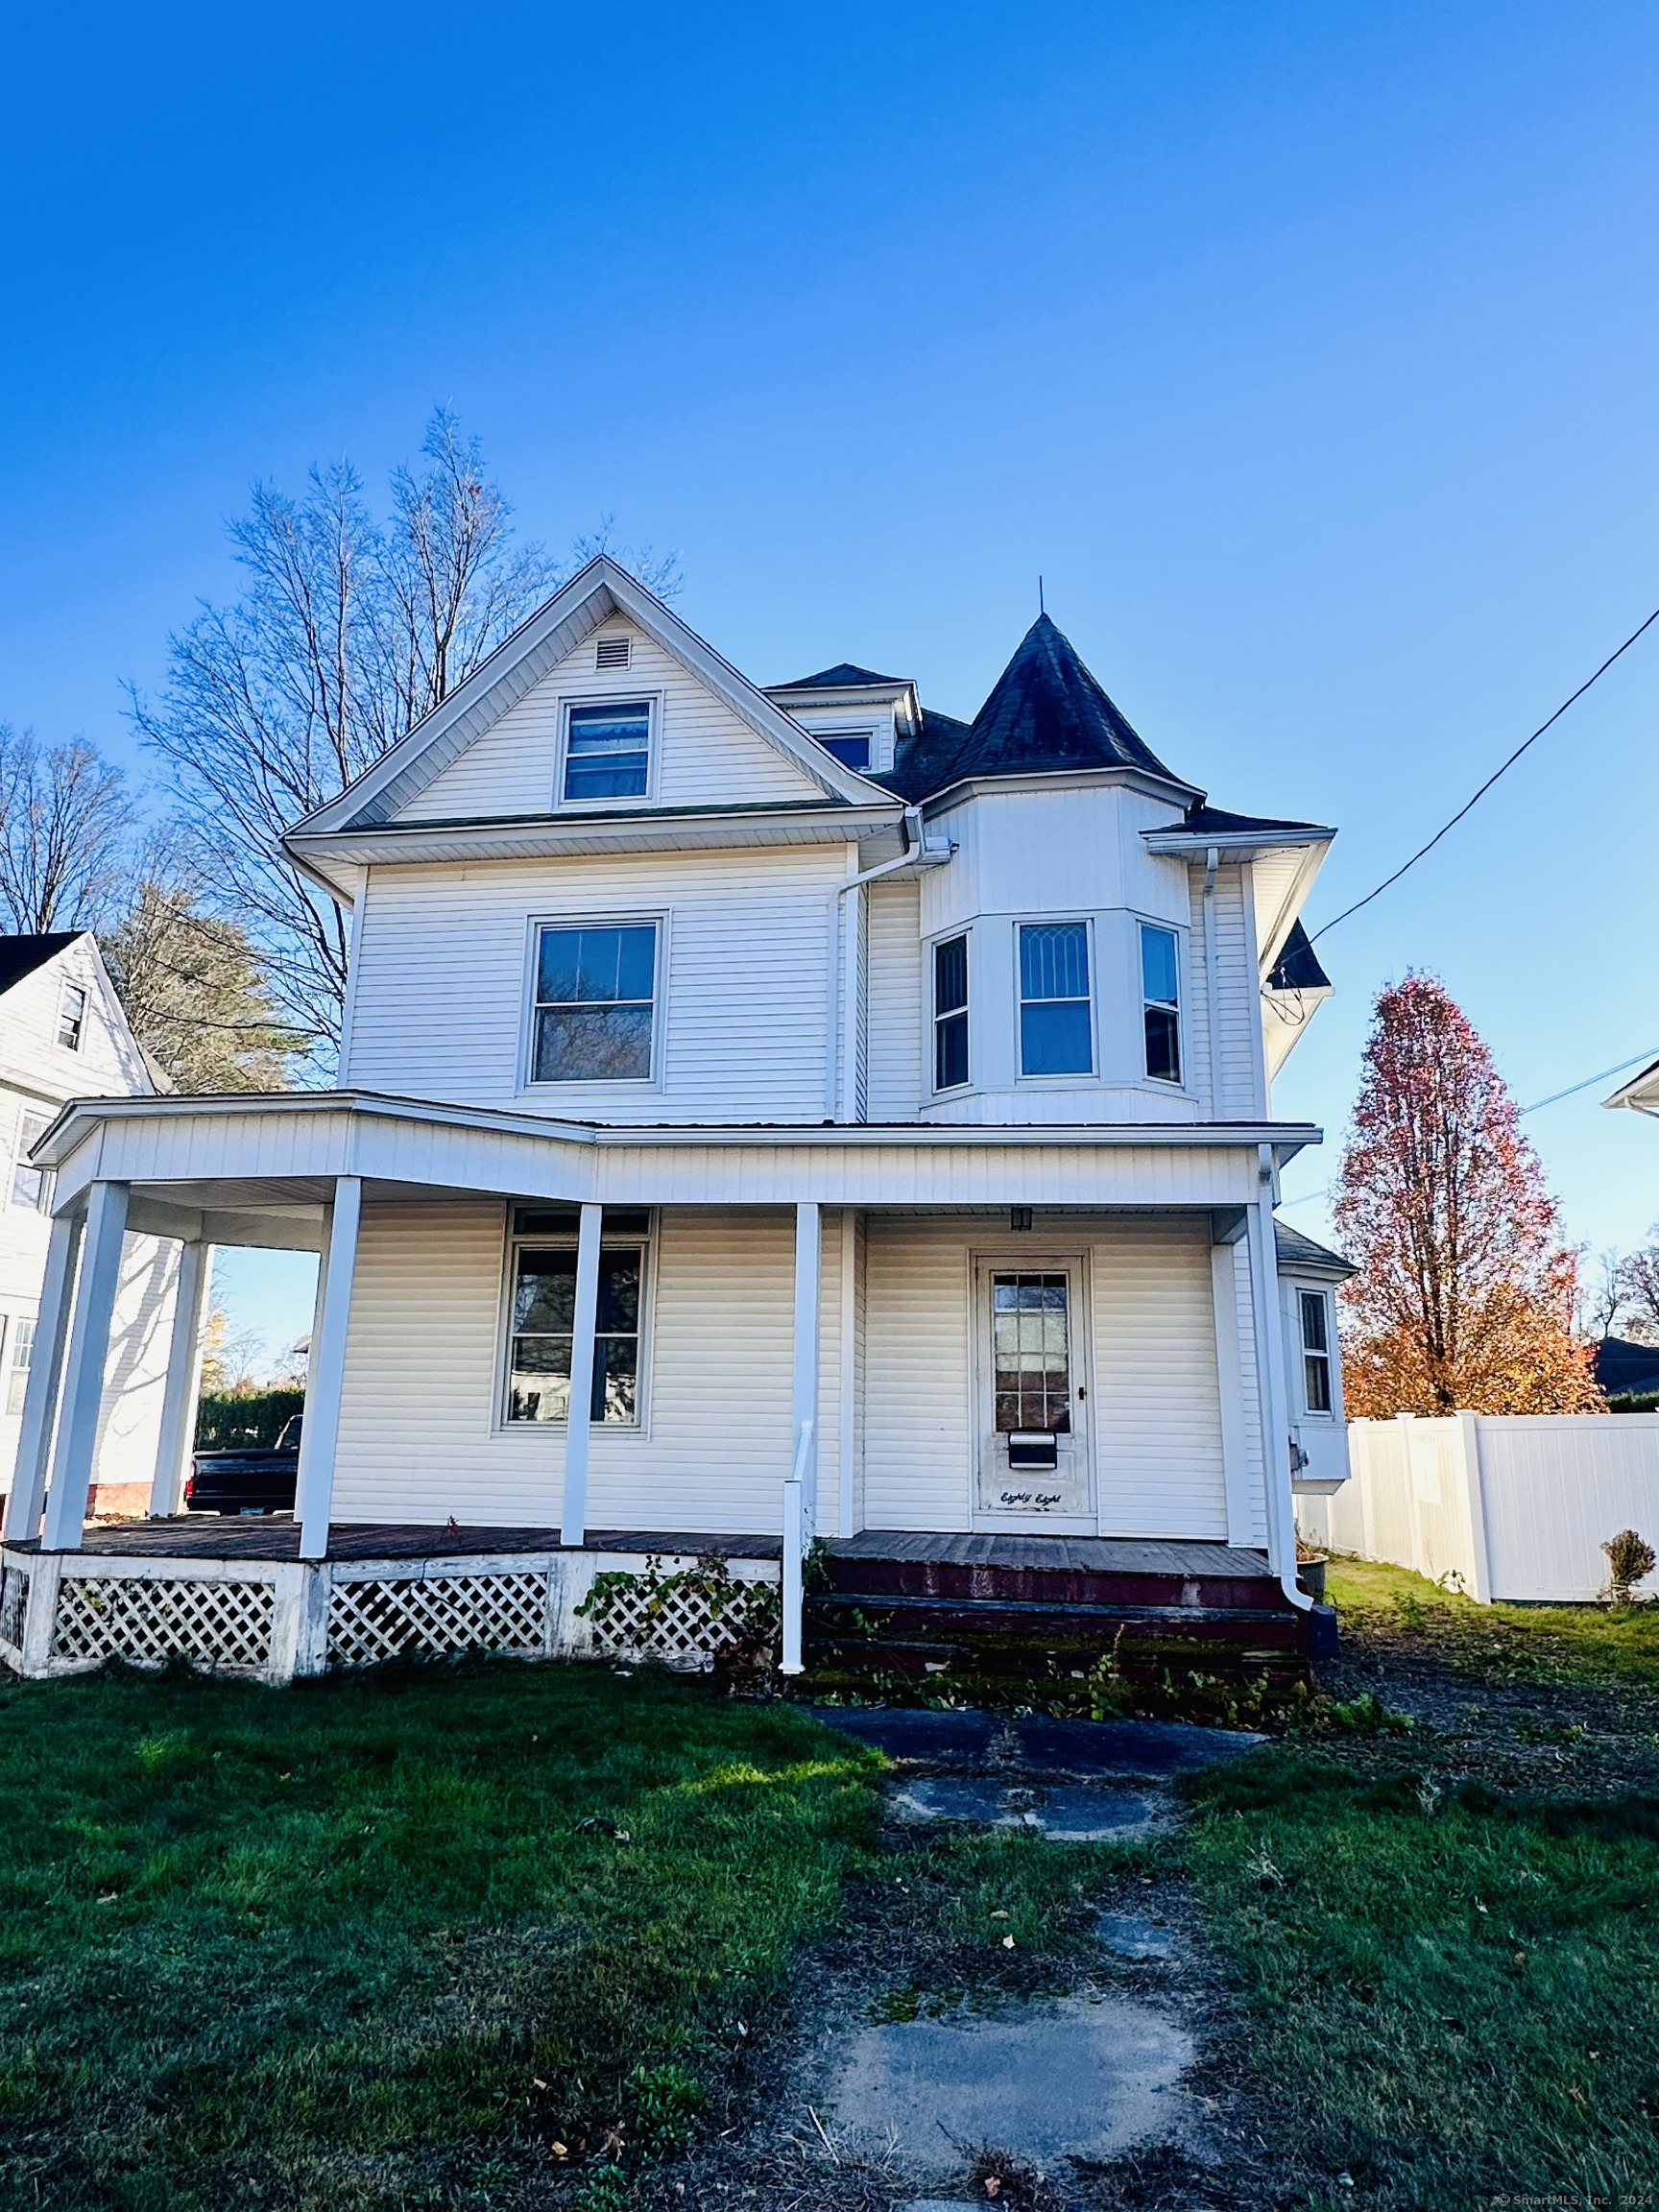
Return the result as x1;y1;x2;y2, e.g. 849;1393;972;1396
1328;1553;1659;1689
0;1661;879;2210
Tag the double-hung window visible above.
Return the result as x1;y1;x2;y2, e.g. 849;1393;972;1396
563;701;651;801
11;1113;51;1213
532;923;658;1083
505;1207;650;1427
58;984;85;1051
1019;923;1092;1075
1141;925;1181;1084
6;1317;30;1417
1299;1290;1333;1414
933;934;969;1091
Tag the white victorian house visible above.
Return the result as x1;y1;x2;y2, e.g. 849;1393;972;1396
0;560;1350;1682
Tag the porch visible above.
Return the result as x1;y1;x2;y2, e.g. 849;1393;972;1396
5;1088;1321;1676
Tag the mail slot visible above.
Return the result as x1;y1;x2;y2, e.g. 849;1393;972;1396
1006;1430;1059;1470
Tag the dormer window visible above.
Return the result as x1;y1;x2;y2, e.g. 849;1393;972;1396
818;731;872;771
564;702;651;802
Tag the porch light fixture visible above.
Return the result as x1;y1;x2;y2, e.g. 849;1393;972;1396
1009;1206;1033;1232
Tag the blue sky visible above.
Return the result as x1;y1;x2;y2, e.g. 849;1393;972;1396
4;3;1657;1362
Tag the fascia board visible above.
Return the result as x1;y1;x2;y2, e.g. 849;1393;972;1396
1142;827;1335;858
921;766;1204;816
1251;841;1333;976
289;557;886;838
766;680;923;735
284;802;902;873
1604;1058;1659;1113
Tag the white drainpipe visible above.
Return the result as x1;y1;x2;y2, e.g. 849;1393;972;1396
832;805;952;1123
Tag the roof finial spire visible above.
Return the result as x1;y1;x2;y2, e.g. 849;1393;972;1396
1038;574;1045;615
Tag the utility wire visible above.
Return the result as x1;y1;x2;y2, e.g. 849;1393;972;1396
1310;600;1659;942
1274;1045;1659;1214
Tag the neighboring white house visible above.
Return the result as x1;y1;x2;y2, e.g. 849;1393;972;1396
6;559;1352;1670
0;933;183;1515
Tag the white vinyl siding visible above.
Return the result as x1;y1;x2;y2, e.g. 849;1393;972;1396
345;846;845;1122
397;624;825;823
1088;1217;1228;1538
865;878;923;1120
862;1218;974;1532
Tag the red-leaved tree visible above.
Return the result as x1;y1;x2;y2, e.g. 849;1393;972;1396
1334;974;1601;1417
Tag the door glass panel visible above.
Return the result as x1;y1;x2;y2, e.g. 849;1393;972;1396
991;1272;1071;1433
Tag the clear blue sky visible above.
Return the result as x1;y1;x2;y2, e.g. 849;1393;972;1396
5;2;1657;1361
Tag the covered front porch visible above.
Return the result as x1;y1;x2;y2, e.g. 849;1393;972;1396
3;1089;1319;1678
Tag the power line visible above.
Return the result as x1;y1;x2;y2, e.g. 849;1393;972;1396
1310;600;1659;942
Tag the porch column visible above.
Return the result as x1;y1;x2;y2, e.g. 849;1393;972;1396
1;1210;83;1542
40;1181;131;1552
781;1200;821;1675
559;1203;603;1549
296;1177;362;1561
148;1240;212;1518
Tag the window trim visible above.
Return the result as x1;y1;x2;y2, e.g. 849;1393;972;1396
58;981;86;1052
1297;1287;1334;1418
5;1315;29;1419
521;912;667;1092
495;1204;656;1436
814;727;877;771
931;930;970;1093
11;1110;53;1214
1015;917;1096;1081
554;689;662;810
1138;919;1183;1087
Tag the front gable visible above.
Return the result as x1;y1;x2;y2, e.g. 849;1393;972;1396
397;614;830;824
296;557;886;838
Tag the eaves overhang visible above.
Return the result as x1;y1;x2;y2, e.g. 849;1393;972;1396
919;765;1204;817
764;677;923;737
1142;825;1334;860
1604;1057;1659;1117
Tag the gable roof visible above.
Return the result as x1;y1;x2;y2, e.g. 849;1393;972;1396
1265;921;1332;994
884;614;1190;799
287;556;897;840
0;930;83;997
1274;1218;1356;1278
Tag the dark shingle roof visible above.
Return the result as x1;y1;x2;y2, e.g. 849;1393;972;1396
1274;1219;1356;1278
0;931;82;997
897;614;1182;795
779;662;904;689
1595;1337;1659;1395
1266;920;1332;994
1177;803;1328;837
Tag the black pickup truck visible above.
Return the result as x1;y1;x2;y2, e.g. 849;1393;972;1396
184;1416;302;1515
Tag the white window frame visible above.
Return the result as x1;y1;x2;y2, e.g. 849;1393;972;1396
1138;919;1184;1088
1014;917;1096;1082
495;1204;656;1435
11;1111;53;1214
814;726;878;773
930;929;970;1094
553;690;663;810
1297;1287;1335;1418
5;1315;29;1419
521;913;667;1092
58;981;86;1052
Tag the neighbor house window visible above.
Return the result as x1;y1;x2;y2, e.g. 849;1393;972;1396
818;731;871;769
1019;923;1092;1075
505;1207;651;1427
11;1114;51;1213
57;984;86;1052
933;934;969;1091
1300;1290;1333;1414
6;1317;30;1417
532;924;658;1083
1141;925;1181;1084
563;701;651;800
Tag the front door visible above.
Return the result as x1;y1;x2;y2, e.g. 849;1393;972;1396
974;1258;1094;1528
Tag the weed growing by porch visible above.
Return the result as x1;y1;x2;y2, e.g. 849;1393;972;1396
0;1659;879;2208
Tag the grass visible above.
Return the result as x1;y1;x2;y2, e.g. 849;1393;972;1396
1328;1554;1659;1689
0;1659;880;2210
1182;1747;1659;2208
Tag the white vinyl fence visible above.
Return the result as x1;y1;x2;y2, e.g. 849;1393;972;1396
1300;1413;1659;1603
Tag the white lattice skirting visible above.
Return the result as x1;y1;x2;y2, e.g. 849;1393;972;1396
0;1548;781;1683
53;1575;275;1670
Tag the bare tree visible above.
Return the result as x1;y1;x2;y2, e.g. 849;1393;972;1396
1616;1238;1659;1346
1583;1249;1627;1340
0;727;134;934
131;407;679;1062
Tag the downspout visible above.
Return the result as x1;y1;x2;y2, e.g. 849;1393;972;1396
1249;1140;1312;1615
1201;846;1222;1114
831;805;950;1123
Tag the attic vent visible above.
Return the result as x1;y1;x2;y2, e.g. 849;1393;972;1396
595;635;632;670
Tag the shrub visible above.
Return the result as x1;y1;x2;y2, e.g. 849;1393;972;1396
1602;1528;1657;1606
